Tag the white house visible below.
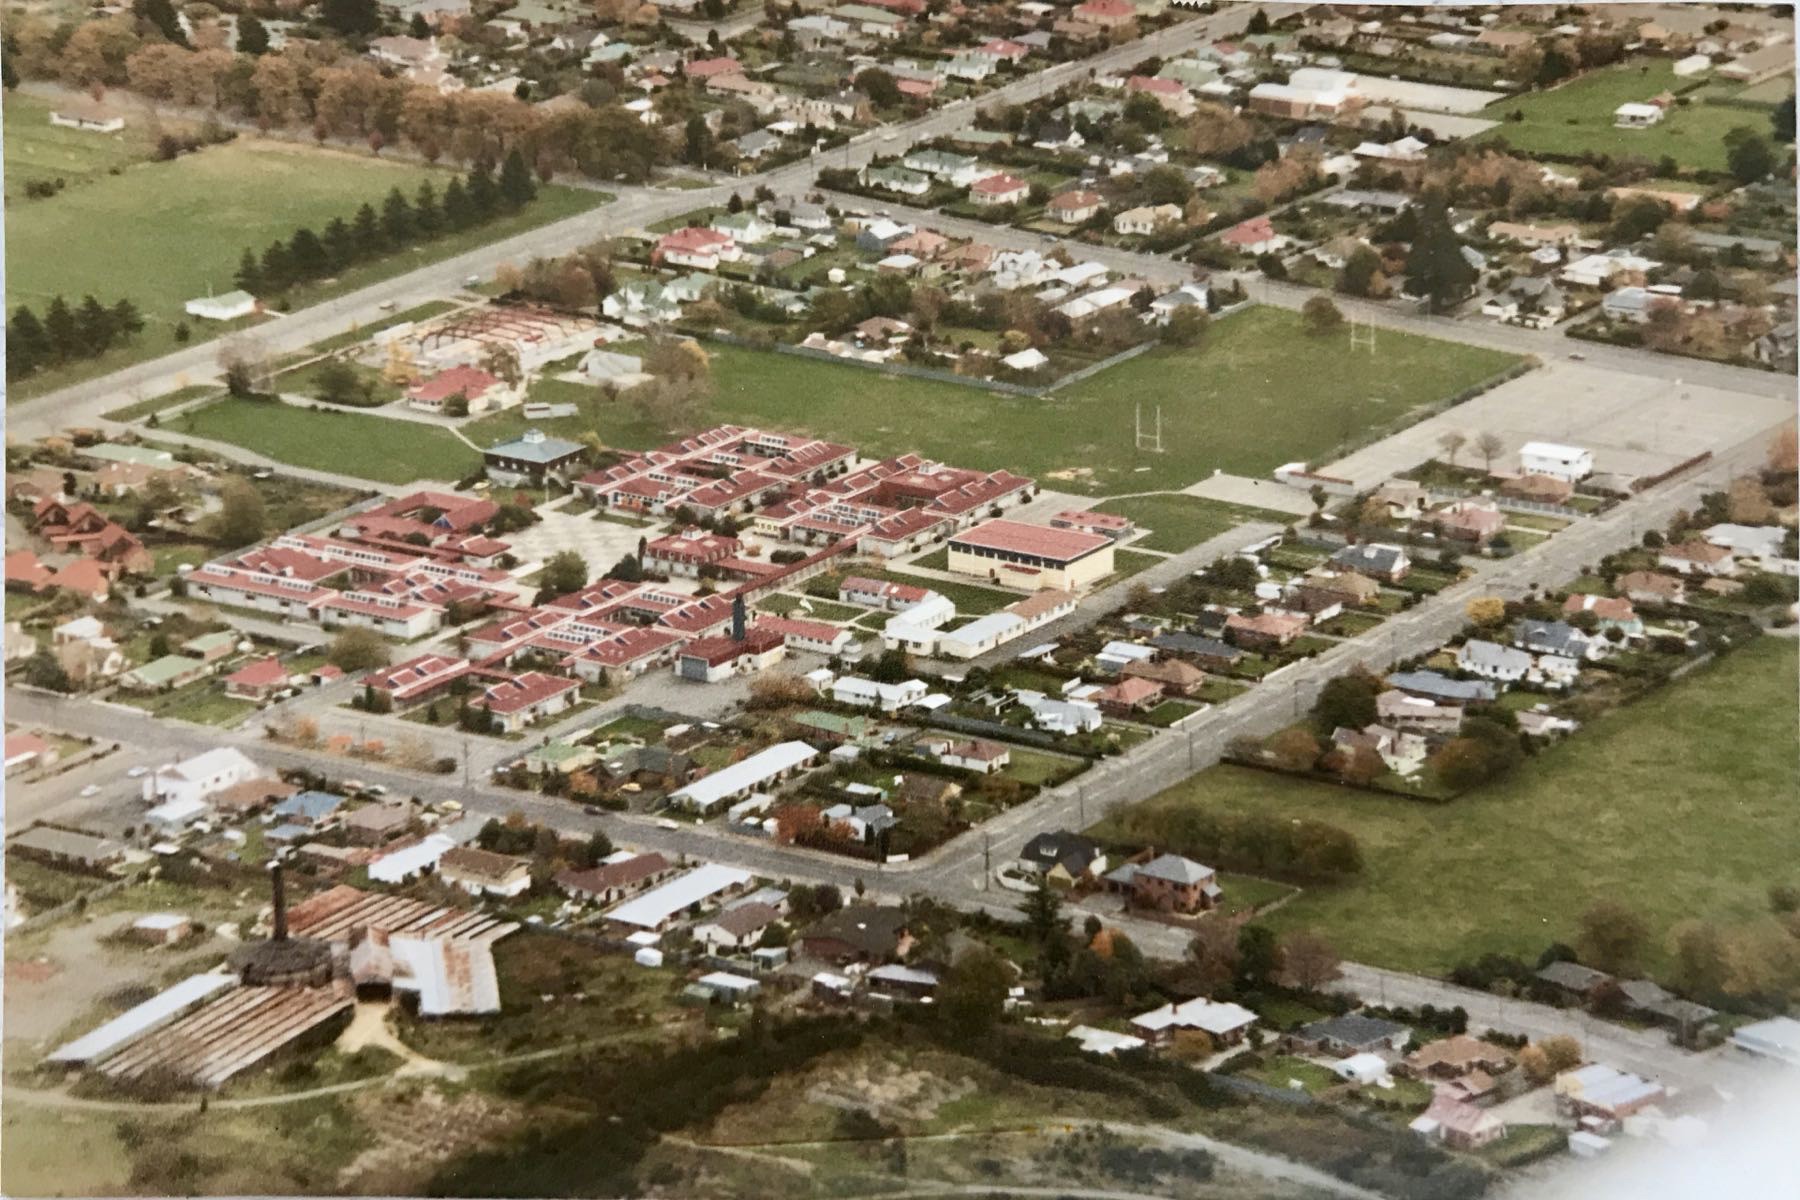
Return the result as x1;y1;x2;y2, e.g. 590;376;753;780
143;748;262;808
1614;102;1664;129
832;676;928;713
1518;442;1593;483
184;291;260;322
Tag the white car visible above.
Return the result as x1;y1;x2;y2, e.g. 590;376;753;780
126;766;149;778
654;817;680;831
79;785;101;798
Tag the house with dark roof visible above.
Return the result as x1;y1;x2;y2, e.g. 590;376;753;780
483;429;586;486
1330;542;1411;582
1289;1012;1410;1058
799;904;911;964
1535;959;1614;1001
1019;830;1105;886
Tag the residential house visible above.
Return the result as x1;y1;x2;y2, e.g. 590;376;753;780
799;904;912;964
693;901;782;952
652;227;740;270
1429;500;1507;546
1658;540;1737;577
1091;675;1166;715
1130;996;1257;1046
935;739;1011;774
1108;853;1220;913
1500;472;1574;504
970;173;1030;208
224;656;290;701
1289;1013;1410;1058
1561;595;1642;637
1375;689;1463;734
1220;215;1286;256
555;852;674;904
1456;639;1531;682
1046;189;1105;224
1122;656;1207;698
437;846;531;898
1225;611;1307;651
1535;960;1614;1002
1019;830;1105;885
1411;1091;1507;1150
1618;570;1687;606
471;671;581;733
1329;542;1410;582
1554;1064;1666;1121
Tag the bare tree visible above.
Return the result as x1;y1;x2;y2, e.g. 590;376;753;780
1475;431;1506;475
1279;930;1342;991
1437;430;1467;467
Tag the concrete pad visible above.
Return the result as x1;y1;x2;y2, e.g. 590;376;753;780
1347;76;1505;115
1318;362;1794;489
1184;473;1317;515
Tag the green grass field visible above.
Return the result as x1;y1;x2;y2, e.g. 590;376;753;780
2;93;156;202
167;397;479;484
1093;638;1799;974
1480;61;1763;173
472;310;1516;496
1095;494;1296;553
5;121;605;400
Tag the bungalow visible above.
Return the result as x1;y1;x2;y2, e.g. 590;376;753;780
833;675;927;713
693;901;782;952
1412;1092;1506;1150
1500;472;1574;504
1119;204;1184;237
1073;0;1134;27
1149;631;1242;671
1428;501;1506;546
49;100;126;133
1456;639;1530;682
1046;189;1105;224
5;732;55;776
1126;74;1195;116
1535;959;1614;1003
555;852;674;904
223;656;289;701
1225;611;1307;651
1375;689;1463;734
1554;1063;1666;1121
970;173;1030;208
1658;540;1736;577
1091;675;1166;716
668;741;817;814
652;227;740;271
1220;215;1286;256
1289;1012;1409;1058
1131;996;1256;1046
799;904;911;964
935;739;1010;774
1402;1034;1515;1082
1617;570;1686;606
1019;830;1105;885
437;846;531;898
1122;656;1207;698
1329;542;1410;582
1386;670;1496;705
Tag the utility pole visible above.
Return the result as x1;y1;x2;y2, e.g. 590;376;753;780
982;833;991;891
462;736;471;792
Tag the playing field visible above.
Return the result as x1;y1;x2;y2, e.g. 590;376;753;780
167;397;480;485
493;308;1517;496
1479;61;1767;173
4;119;605;399
1092;637;1799;974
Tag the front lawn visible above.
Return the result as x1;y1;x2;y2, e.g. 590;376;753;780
167;397;480;484
1091;638;1799;975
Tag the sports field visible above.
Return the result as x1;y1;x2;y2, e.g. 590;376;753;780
3;94;156;201
1094;494;1297;552
167;397;480;485
5;112;604;399
1092;638;1799;974
225;306;1516;489
1479;61;1765;173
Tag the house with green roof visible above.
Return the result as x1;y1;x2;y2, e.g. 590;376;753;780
522;740;602;775
121;654;211;693
181;630;240;663
792;710;878;745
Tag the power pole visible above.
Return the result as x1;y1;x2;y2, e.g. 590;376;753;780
982;833;991;891
462;736;471;792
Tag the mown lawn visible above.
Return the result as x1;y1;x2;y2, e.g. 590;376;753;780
1095;493;1294;553
483;312;1515;495
1479;61;1760;173
168;397;479;484
1092;637;1799;974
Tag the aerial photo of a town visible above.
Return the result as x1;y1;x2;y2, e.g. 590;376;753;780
0;0;1796;1195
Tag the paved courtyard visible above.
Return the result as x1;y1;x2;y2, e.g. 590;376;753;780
1319;362;1794;488
502;508;660;582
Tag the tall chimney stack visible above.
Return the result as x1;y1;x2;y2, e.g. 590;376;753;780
731;593;746;642
270;858;288;942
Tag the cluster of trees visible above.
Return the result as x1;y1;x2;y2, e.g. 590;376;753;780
1185;920;1342;997
1109;804;1363;883
7;295;145;381
495;240;619;312
235;154;535;298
